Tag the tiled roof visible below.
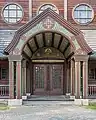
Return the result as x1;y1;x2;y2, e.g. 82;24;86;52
0;30;16;57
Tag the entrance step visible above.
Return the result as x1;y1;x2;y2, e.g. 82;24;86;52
25;95;74;101
23;101;74;106
23;95;74;106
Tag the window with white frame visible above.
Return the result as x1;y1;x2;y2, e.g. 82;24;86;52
73;4;94;25
2;3;23;24
1;68;7;79
38;4;59;14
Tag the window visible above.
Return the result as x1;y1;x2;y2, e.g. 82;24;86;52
38;4;59;14
73;4;94;25
1;68;7;79
2;3;23;24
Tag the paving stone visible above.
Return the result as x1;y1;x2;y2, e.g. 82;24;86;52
0;104;96;120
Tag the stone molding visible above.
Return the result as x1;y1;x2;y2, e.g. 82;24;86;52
8;55;22;61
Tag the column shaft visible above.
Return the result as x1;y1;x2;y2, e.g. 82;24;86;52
75;61;81;98
16;61;22;99
9;61;14;99
83;61;88;99
71;60;75;95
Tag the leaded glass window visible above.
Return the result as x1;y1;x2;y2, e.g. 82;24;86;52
73;4;94;24
52;66;62;89
38;4;59;14
35;66;44;88
2;4;23;24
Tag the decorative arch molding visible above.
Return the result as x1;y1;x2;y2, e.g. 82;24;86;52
4;8;92;55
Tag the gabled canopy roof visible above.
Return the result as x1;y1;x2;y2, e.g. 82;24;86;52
4;8;92;54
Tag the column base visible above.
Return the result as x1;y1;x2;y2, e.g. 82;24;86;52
74;99;89;105
8;99;22;106
22;96;27;100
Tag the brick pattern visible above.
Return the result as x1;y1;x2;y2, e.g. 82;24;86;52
0;0;29;29
68;0;96;29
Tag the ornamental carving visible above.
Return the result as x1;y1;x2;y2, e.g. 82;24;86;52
42;16;55;29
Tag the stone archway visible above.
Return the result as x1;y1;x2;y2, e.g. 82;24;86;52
5;8;92;99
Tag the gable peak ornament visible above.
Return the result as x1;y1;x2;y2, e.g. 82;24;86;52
42;16;55;29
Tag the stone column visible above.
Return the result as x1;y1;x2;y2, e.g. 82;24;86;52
9;61;14;99
64;60;67;94
75;61;81;98
67;62;69;93
71;60;75;95
16;61;22;99
22;60;27;96
83;61;88;99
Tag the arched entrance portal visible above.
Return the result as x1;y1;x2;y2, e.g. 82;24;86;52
22;31;73;95
6;8;91;99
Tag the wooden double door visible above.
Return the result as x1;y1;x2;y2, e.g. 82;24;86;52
33;64;63;95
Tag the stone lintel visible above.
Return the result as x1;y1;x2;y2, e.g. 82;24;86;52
74;55;89;62
8;55;22;61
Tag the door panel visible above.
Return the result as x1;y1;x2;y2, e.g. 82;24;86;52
33;64;63;95
33;65;46;95
50;65;63;95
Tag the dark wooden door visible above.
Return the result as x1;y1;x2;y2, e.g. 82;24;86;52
33;64;63;95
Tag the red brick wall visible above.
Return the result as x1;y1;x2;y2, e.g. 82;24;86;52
0;0;64;29
68;0;96;29
0;0;29;29
32;0;64;17
1;0;96;30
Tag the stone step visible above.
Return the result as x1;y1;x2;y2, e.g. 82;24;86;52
23;101;74;106
24;95;74;101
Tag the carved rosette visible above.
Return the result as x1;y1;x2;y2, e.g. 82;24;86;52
13;48;21;55
42;16;55;29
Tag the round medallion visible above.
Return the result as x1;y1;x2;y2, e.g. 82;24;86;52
43;16;55;29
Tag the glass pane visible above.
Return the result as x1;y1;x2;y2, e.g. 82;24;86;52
52;66;62;89
5;6;8;10
74;4;93;24
4;10;8;17
17;11;22;17
35;66;44;88
5;18;8;22
3;4;23;23
39;4;58;14
9;5;16;9
9;19;16;23
9;11;16;17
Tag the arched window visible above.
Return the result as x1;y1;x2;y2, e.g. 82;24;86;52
2;3;23;24
38;4;59;14
73;4;94;25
